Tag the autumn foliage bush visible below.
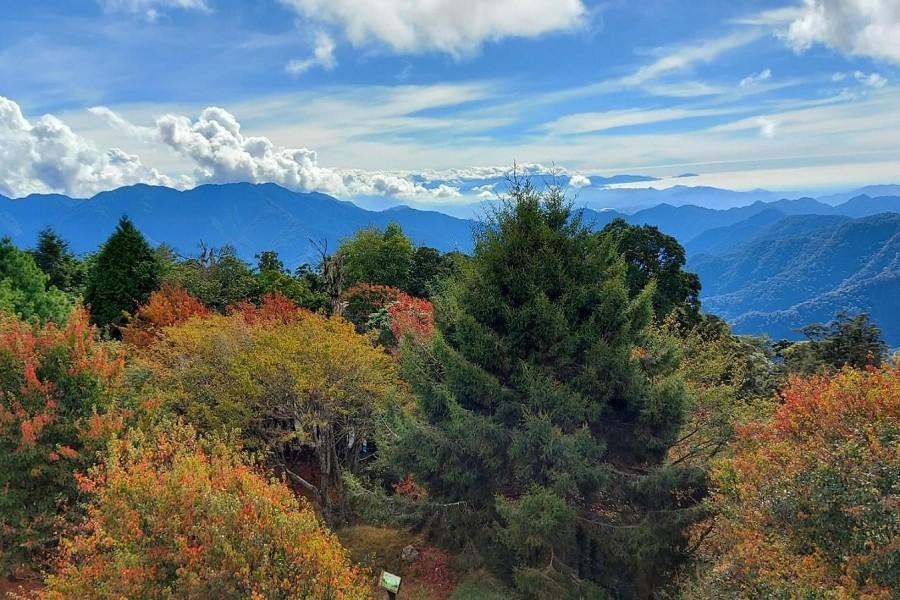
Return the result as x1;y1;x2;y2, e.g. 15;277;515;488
386;294;434;344
120;284;209;349
142;302;404;514
691;365;900;598
0;308;126;573
39;424;371;599
226;291;306;325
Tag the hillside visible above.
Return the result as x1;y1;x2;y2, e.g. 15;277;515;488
690;213;900;344
0;183;475;267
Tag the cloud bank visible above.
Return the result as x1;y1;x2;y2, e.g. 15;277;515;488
0;96;172;198
2;98;467;200
277;0;587;57
784;0;900;64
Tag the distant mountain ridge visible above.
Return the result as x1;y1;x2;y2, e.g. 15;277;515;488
4;182;900;343
689;212;900;345
0;183;476;267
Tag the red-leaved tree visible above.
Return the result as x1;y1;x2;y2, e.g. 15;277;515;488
121;284;209;349
0;308;127;574
689;365;900;598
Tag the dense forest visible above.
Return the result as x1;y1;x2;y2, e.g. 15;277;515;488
1;180;897;599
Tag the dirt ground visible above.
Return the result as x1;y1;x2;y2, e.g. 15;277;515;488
0;576;42;598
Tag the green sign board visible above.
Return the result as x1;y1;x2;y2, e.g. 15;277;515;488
380;571;402;594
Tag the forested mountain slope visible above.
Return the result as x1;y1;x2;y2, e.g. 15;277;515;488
689;213;900;343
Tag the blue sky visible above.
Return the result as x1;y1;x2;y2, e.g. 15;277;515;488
1;0;899;202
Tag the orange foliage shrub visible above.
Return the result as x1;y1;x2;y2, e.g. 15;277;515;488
386;294;434;343
227;291;306;325
40;425;371;599
121;284;209;349
0;308;127;572
693;365;900;598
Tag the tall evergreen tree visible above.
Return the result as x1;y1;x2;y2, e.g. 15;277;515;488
31;227;84;295
391;181;703;598
85;216;161;331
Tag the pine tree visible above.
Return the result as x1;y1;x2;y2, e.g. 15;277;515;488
391;180;703;597
31;227;83;294
85;216;161;331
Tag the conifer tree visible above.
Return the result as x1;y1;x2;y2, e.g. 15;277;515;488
85;216;161;331
391;180;703;597
31;227;84;294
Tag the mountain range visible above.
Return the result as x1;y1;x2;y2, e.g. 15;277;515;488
0;183;475;267
3;182;900;344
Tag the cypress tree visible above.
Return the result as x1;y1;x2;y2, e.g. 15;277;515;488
85;216;161;331
392;181;703;598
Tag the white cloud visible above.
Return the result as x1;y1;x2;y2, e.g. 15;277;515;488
97;105;461;200
277;0;587;57
98;0;210;21
0;96;173;198
541;107;735;136
568;174;591;188
286;32;337;75
783;0;900;64
88;106;158;141
740;68;772;87
854;70;888;88
621;31;761;87
757;117;779;139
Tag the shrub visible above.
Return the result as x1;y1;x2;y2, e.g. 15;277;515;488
120;284;209;349
0;308;126;573
40;424;371;599
691;365;900;598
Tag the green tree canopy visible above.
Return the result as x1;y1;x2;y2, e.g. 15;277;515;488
599;218;701;322
256;250;329;311
408;245;457;297
391;181;700;597
338;223;415;290
0;237;70;324
85;216;161;331
165;244;258;312
778;311;888;374
30;228;85;296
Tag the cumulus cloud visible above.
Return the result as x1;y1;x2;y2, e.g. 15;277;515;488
740;68;772;87
286;32;337;75
783;0;900;64
0;96;173;198
98;0;210;21
568;174;591;188
854;70;888;88
277;0;586;57
93;105;461;199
